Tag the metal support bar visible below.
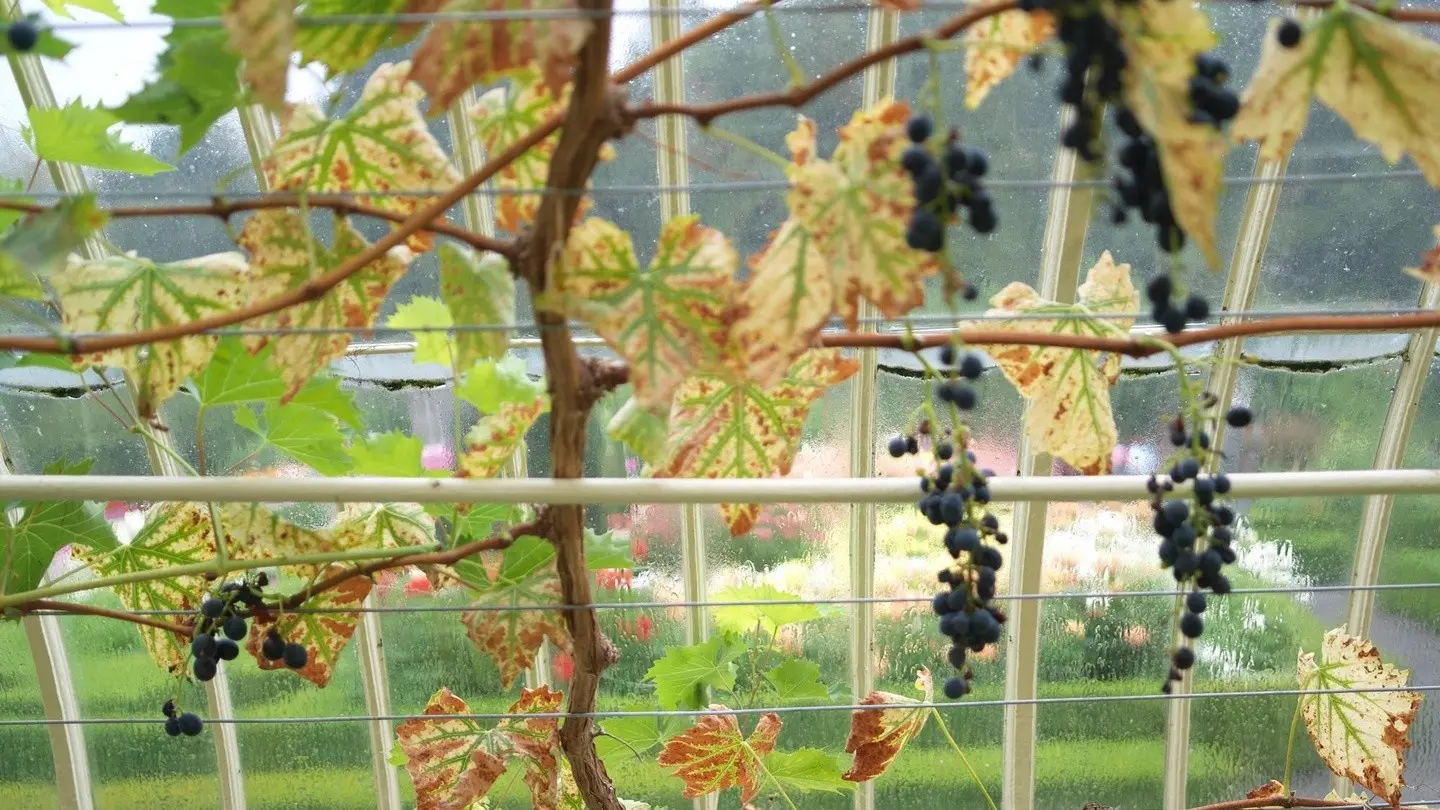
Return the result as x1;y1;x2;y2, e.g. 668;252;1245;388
23;614;92;810
354;593;403;809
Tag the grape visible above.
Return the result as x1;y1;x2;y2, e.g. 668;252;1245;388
1160;307;1188;335
887;436;908;458
1211;574;1232;595
6;20;39;52
191;633;217;660
968;202;998;235
901;145;930;175
959;353;984;381
1170;523;1197;550
282;643;308;670
1213;475;1232;496
201;598;225;619
976;545;1003;571
943;677;971;700
216;638;240;661
1192;477;1215;505
1225;406;1252;428
193;657;217;682
980;513;999;531
1277;18;1302;48
1175;458;1201;482
952;384;977;410
947;527;981;555
932;592;950;615
1172;648;1196;670
907;114;934;144
939;345;957;366
1184;295;1210;322
906;208;944;252
905;436;919;455
261;629;286;661
1161;499;1190;525
178;712;204;736
162;699;176;718
1186;591;1207;615
1180;612;1204;639
948;645;967;669
937;442;955;460
165;716;182;737
222;614;247;641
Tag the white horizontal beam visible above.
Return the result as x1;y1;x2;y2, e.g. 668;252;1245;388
4;470;1440;504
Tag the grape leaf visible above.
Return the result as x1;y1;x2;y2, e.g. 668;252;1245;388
1231;9;1440;192
25;102;174;175
439;244;514;367
0;179;25;235
295;0;407;74
192;338;286;407
222;0;294;111
458;394;548;478
246;567;371;686
1405;226;1440;284
584;528;632;571
1298;626;1423;809
712;584;822;636
0;195;106;300
457;356;546;414
1;460;115;597
335;501;436;549
558;215;740;408
456;535;571;688
842;668;934;782
654;349;860;535
348;432;427;477
763;749;853;794
596;714;680;760
730;218;833;388
291;374;363;430
502;685;568;808
263;62;460;251
764;659;830;703
963;7;1055;109
428;501;522;543
221;501;365;560
657;711;782;802
970;251;1138;475
1110;0;1225;267
238;210;413;401
606;396;669;469
409;0;591;111
234;402;351;475
388;295;456;367
41;0;122;19
54;250;249;417
644;634;746;711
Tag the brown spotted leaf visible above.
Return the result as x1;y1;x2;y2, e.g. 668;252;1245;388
657;710;783;802
456;535;571;688
970;252;1138;475
394;687;511;810
53;250;249;417
220;501;365;560
842;668;934;782
964;6;1055;109
409;0;591;111
500;685;566;809
654;349;860;535
730;218;833;388
246;567;371;686
558;215;740;408
334;502;437;549
239;210;412;401
223;0;294;110
1298;626;1423;809
1247;780;1284;800
458;394;549;478
1405;226;1440;284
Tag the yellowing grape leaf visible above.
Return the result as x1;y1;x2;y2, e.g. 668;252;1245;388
456;535;571;688
439;244;514;368
409;0;591;111
221;501;365;560
1110;0;1225;267
971;251;1138;475
1231;9;1440;191
263;62;460;251
0;196;107;300
657;711;783;802
1405;226;1440;284
558;215;740;408
654;349;859;535
246;568;372;686
222;0;294;110
964;7;1055;109
1297;626;1423;809
606;396;669;470
53;250;248;417
458;394;549;478
239;210;413;400
335;501;437;549
729;218;832;387
388;295;456;367
842;667;934;782
295;0;407;74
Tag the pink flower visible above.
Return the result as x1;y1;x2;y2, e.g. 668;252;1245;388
624;457;640;477
553;652;574;681
421;443;455;471
630;535;649;561
104;501;128;520
404;573;432;597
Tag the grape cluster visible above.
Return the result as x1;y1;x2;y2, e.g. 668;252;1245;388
5;19;39;52
901;114;997;259
1149;404;1254;693
1145;274;1208;335
189;577;268;685
888;346;1008;700
1014;0;1128;163
161;699;203;738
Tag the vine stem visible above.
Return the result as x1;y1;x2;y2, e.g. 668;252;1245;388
1186;796;1414;810
930;708;999;810
17;598;192;636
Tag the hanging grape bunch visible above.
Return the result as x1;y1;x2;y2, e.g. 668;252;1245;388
901;113;996;301
1145;273;1209;335
887;345;1008;700
1148;402;1254;694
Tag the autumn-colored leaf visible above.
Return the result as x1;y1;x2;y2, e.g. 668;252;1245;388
1110;0;1225;266
223;0;294;110
971;251;1138;475
502;685;567;808
458;394;549;478
606;396;670;470
1298;626;1423;809
239;210;413;401
53;250;248;417
657;710;783;802
246;567;371;686
1247;780;1284;800
0;195;107;300
842;667;934;782
654;349;859;535
1405;226;1440;284
221;501;365;560
964;6;1055;109
295;0;407;74
730;218;832;387
409;0;591;110
456;536;571;688
439;244;514;368
263;62;460;251
334;502;437;549
558;215;740;408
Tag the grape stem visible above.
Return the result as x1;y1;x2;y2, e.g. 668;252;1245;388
930;708;999;810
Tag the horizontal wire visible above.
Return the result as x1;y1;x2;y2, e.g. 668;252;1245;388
3;683;1436;725
41;580;1440;618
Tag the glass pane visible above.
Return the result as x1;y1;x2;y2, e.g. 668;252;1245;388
0;619;59;809
0;382;153;476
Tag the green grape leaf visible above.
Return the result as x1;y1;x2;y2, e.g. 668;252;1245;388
387;295;455;367
348;432;426;477
657;711;782;802
238;210;413;401
245;566;371;686
606;396;669;470
970;252;1138;475
1;460;115;597
654;349;859;536
439;243;513;366
458;394;548;478
429;502;523;544
457;356;546;414
335;501;436;550
763;749;853;794
1232;8;1440;191
290;374;363;430
712;584;822;636
644;634;746;711
456;535;571;688
295;0;407;74
222;0;294;111
0;195;106;300
42;0;122;19
964;8;1055;109
235;402;351;476
409;0;591;111
584;528;632;571
263;61;460;252
764;659;830;703
842;668;934;782
54;250;249;417
0;179;26;235
1298;626;1423;808
25;102;174;175
596;714;680;760
558;215;739;408
192;337;286;407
